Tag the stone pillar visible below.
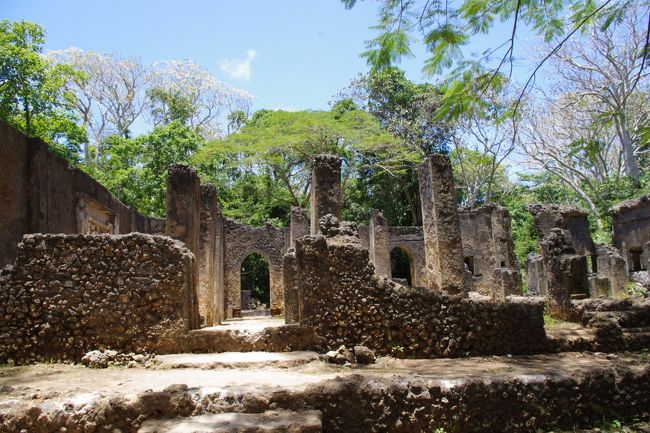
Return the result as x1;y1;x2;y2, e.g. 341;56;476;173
526;253;547;296
290;206;310;247
283;249;300;324
491;268;523;301
540;228;589;320
368;209;391;277
417;155;470;296
166;164;201;330
310;154;341;235
214;204;225;324
198;184;217;326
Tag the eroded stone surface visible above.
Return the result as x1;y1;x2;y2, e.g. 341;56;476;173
0;352;648;433
418;155;470;295
0;233;195;364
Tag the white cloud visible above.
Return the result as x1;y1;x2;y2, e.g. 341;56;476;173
219;49;257;81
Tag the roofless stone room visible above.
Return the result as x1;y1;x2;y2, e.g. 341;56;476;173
1;1;650;432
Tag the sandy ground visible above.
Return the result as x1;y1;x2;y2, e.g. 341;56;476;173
1;351;647;411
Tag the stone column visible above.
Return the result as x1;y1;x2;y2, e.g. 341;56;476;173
214;204;225;324
418;155;470;296
282;249;300;324
368;209;391;277
290;206;310;247
491;268;523;300
198;184;217;326
540;228;589;320
310;155;341;235
166;164;201;329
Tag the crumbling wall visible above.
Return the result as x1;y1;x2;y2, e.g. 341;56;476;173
529;204;595;256
0;121;154;267
418;155;471;295
526;253;547;296
368;209;391;278
387;226;426;287
198;184;218;326
611;194;650;271
540;228;589;320
591;244;629;298
459;204;521;296
289;207;309;248
165;164;201;330
223;219;287;317
0;233;196;364
296;217;547;358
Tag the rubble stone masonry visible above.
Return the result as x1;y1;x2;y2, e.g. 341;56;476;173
0;233;196;364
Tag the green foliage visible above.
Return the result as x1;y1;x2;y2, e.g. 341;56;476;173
240;252;270;305
0;19;86;162
92;120;203;217
345;0;646;120
195;105;414;225
147;86;196;126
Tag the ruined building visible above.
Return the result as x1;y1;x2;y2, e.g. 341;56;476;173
2;121;650;433
526;204;629;302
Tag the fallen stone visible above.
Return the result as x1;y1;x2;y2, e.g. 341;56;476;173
353;346;376;364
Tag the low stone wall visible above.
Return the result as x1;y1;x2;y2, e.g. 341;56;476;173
295;220;547;358
0;233;197;364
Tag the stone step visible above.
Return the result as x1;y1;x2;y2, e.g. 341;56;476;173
179;320;313;353
156;351;320;369
138;410;322;433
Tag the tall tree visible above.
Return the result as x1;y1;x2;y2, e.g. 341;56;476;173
149;60;253;140
194;104;409;221
542;2;650;183
47;48;149;164
0;20;86;161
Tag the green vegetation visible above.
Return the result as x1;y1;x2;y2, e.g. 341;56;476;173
1;11;649;274
543;314;575;330
240;252;270;306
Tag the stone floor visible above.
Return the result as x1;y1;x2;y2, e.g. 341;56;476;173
1;351;649;432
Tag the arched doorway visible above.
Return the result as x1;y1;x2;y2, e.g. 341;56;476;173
240;252;270;311
390;247;413;286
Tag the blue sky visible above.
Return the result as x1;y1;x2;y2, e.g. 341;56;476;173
3;0;401;111
3;0;524;112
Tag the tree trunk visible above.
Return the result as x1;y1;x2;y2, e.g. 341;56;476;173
616;114;640;184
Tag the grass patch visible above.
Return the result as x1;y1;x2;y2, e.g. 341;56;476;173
543;314;575;329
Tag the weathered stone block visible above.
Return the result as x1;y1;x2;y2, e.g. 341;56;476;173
492;268;522;301
418;155;470;295
310;155;341;235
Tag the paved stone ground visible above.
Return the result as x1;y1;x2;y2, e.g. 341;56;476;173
1;351;648;432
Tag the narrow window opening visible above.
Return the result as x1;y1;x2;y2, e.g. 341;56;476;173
390;247;413;286
630;248;643;272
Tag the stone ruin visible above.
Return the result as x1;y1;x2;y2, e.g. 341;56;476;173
526;204;631;307
2;121;650;433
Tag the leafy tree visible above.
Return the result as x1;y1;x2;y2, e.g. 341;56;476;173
335;68;451;223
94;120;203;217
47;48;150;164
342;0;649;120
149;60;253;140
195;104;405;223
0;20;86;161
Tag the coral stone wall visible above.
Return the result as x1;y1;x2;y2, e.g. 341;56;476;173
387;226;427;287
296;226;547;358
0;121;162;268
611;194;650;271
0;233;196;364
223;218;288;316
